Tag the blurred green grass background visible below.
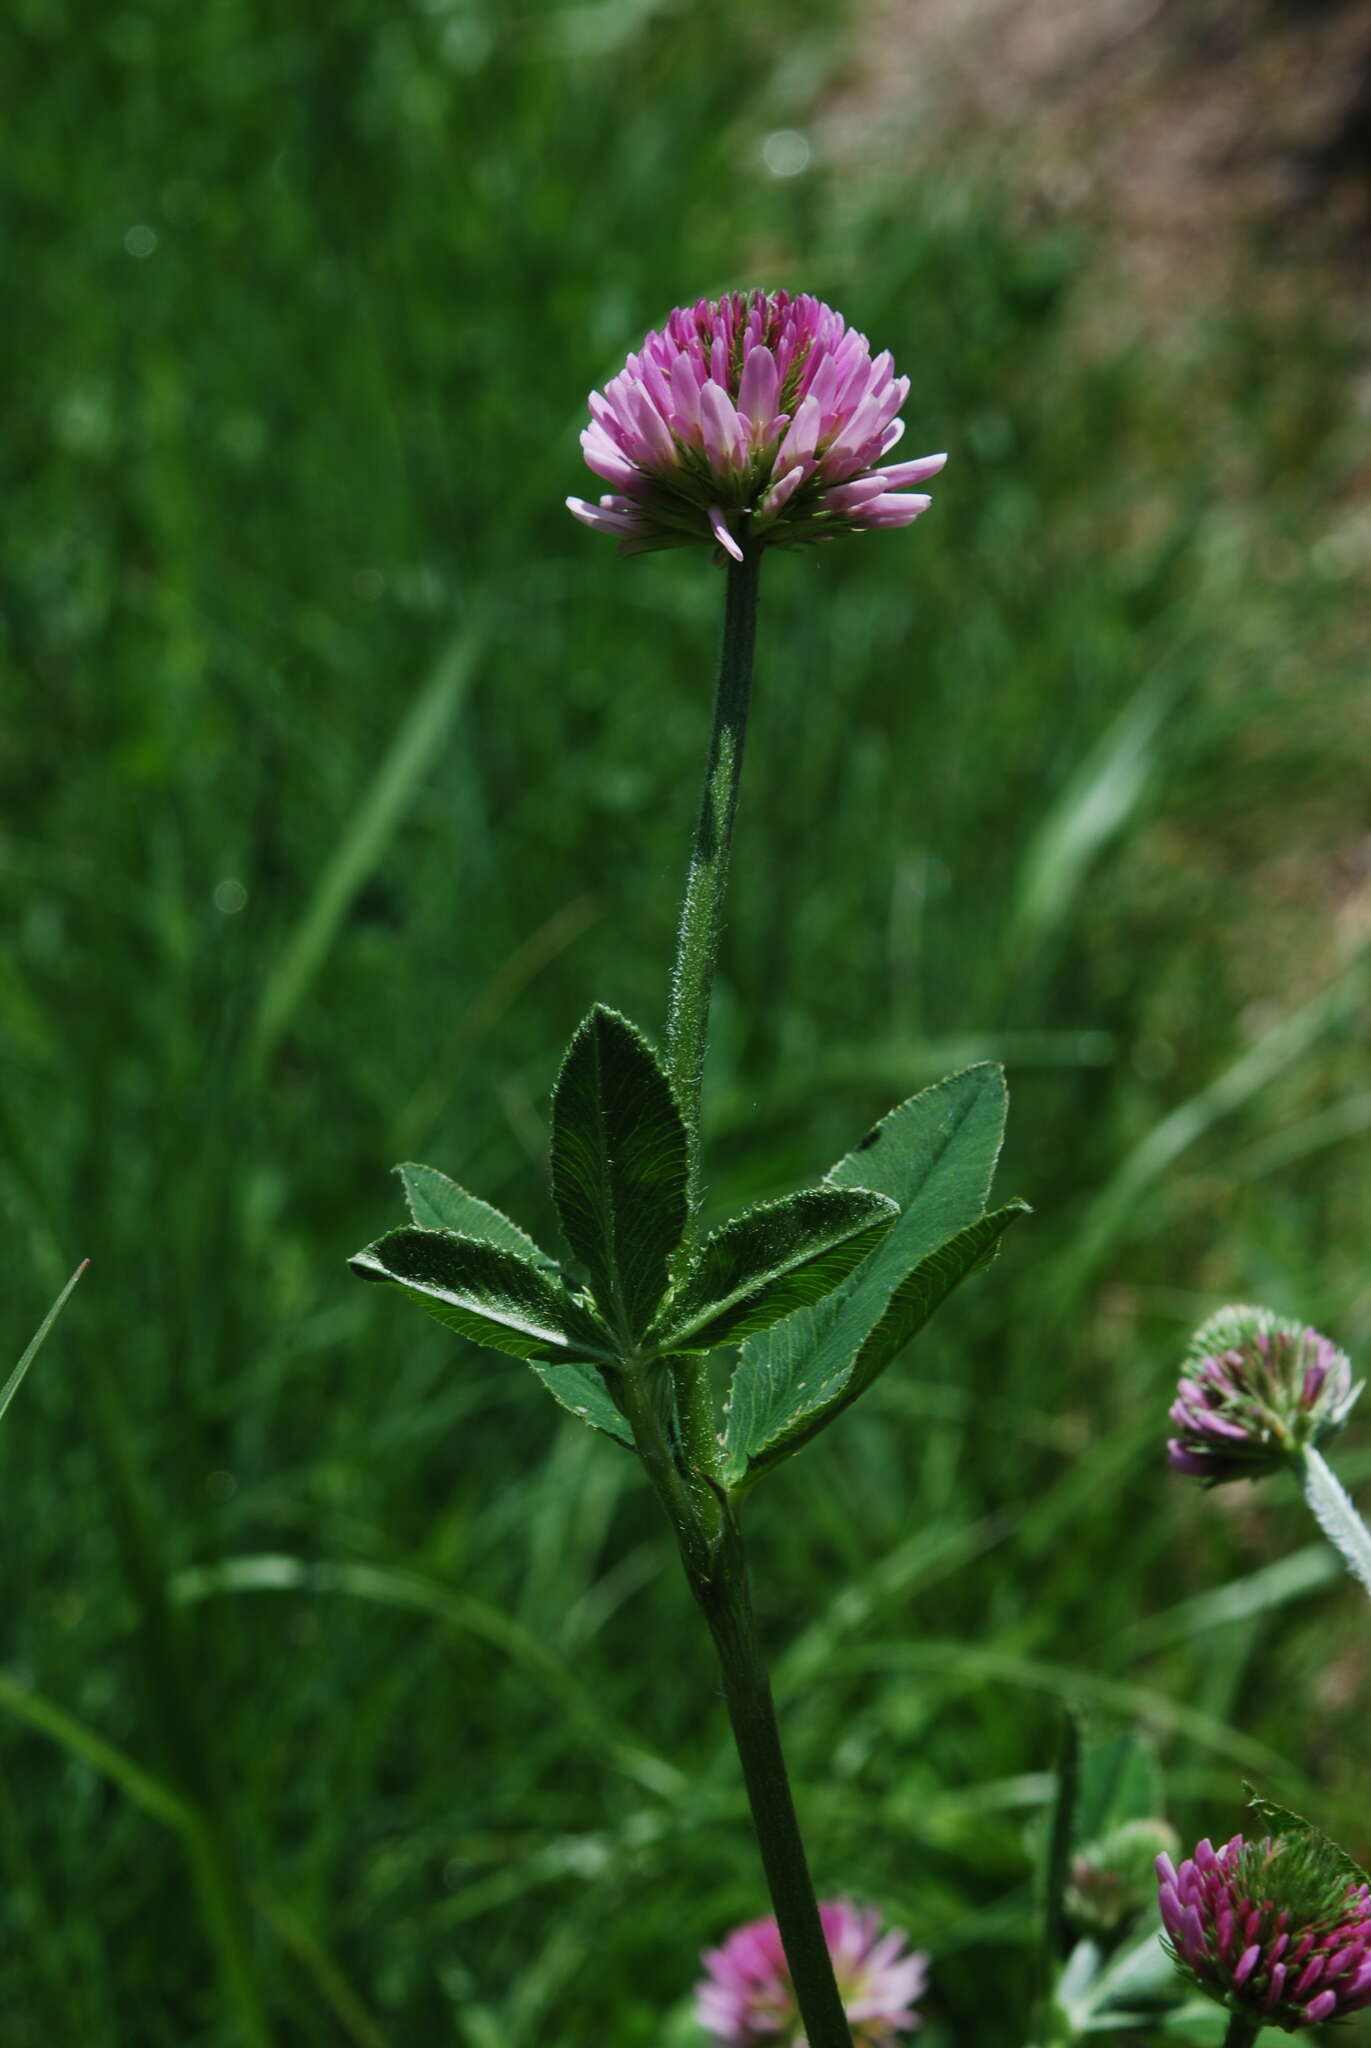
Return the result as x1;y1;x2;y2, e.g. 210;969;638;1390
3;0;1370;2041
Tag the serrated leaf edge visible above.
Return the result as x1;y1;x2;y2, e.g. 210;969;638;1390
396;1160;559;1272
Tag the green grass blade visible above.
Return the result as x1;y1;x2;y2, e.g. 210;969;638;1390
1118;1544;1339;1655
253;1891;392;2048
83;1352;276;2048
250;623;485;1071
841;1640;1293;1775
1008;667;1182;960
1;1260;87;1426
1059;948;1370;1302
170;1553;684;1800
0;1672;194;1833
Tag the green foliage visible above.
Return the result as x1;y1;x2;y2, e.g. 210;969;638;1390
653;1186;898;1352
551;1006;690;1345
350;1228;612;1364
722;1068;1025;1484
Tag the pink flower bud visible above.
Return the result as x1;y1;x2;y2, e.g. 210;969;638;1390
1167;1306;1361;1486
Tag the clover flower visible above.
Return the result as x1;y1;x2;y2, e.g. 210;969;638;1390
1167;1305;1361;1487
695;1899;928;2047
1158;1833;1371;2030
567;290;945;560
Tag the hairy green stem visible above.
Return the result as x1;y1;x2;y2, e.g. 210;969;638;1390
1294;1446;1371;1599
647;549;850;2044
618;1368;853;2048
666;548;762;1222
1223;2011;1263;2048
697;1530;856;2048
665;548;761;1490
616;1370;712;1585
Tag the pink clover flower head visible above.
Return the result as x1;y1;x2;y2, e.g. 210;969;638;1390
1167;1304;1361;1487
1158;1832;1371;2031
695;1898;928;2047
567;291;945;561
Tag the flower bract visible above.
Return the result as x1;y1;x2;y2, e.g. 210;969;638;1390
567;290;945;560
1167;1305;1361;1486
695;1898;928;2047
1158;1832;1371;2030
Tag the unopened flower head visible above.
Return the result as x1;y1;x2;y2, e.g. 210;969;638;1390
695;1898;928;2046
1167;1305;1360;1486
1158;1832;1371;2030
567;290;945;561
1068;1818;1180;1936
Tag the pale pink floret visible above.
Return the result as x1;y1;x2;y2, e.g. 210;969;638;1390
567;290;945;559
696;1898;928;2046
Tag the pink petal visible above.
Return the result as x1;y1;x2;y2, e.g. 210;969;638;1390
700;382;745;471
778;393;822;466
856;492;932;528
878;452;948;488
708;505;744;561
737;344;779;427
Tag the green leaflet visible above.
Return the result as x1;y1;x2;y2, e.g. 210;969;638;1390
398;1162;558;1271
350;1227;614;1366
376;1162;625;1440
653;1187;898;1352
526;1361;633;1447
393;1163;626;1438
724;1203;1025;1483
723;1064;1022;1484
825;1059;1006;1210
550;1006;688;1344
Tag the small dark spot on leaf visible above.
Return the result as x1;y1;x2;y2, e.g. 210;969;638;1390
854;1125;881;1152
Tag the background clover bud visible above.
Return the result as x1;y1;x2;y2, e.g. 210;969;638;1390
1067;1817;1180;1936
567;289;945;560
1158;1832;1371;2030
1167;1305;1361;1486
695;1898;929;2046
